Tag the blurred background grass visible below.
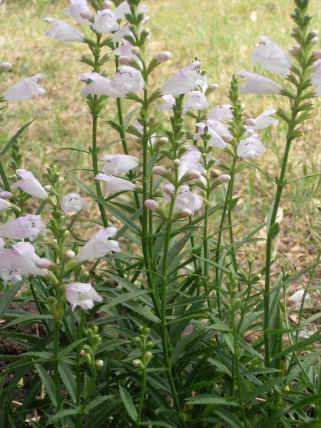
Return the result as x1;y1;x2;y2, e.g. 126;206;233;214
0;0;320;283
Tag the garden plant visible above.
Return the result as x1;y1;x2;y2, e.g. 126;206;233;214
0;0;321;426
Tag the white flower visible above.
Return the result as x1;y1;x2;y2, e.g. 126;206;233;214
112;23;133;43
161;61;205;96
251;35;292;76
45;17;84;42
111;66;145;96
93;9;119;33
0;242;49;284
183;90;209;112
249;109;279;130
311;59;321;96
65;0;92;26
101;154;138;175
158;94;175;112
0;215;46;241
0;198;12;211
0;62;12;71
174;185;202;215
239;71;282;94
178;146;205;180
114;1;130;20
289;289;311;304
61;193;88;214
77;227;120;262
208;104;233;122
194;121;227;149
3;74;45;101
80;72;117;97
13;169;48;199
66;282;103;310
95;174;135;194
237;136;266;158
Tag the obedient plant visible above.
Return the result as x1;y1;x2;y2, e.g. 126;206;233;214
1;0;321;426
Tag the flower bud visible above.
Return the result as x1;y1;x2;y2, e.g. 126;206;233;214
144;199;159;210
80;11;92;21
246;118;256;127
314;50;321;59
159;136;169;144
163;183;175;196
289;45;300;56
208;83;219;92
132;359;143;368
0;62;12;71
312;36;319;45
131;47;140;55
66;249;76;259
156;50;172;63
152;165;166;175
174;159;180;167
102;0;113;8
35;258;52;269
218;174;231;183
145;351;153;361
311;30;318;38
0;191;12;199
96;359;104;367
119;56;131;65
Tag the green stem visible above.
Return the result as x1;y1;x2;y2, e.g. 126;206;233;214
54;320;61;410
91;107;108;227
136;366;147;427
0;160;10;191
160;190;185;425
215;156;237;316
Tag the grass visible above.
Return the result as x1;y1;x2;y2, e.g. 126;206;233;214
0;0;320;317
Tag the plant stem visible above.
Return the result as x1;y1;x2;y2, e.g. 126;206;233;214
215;156;237;316
0;160;10;191
136;365;147;427
54;320;61;410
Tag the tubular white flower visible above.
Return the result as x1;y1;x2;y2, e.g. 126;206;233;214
65;0;92;25
45;17;84;42
250;109;279;130
93;9;119;33
239;71;282;94
61;193;88;214
237;136;266;158
112;23;133;43
251;35;292;76
95;174;135;194
101;154;138;175
183;90;209;112
158;94;175;113
114;1;130;20
194;121;227;149
311;59;321;96
111;66;145;96
0;242;49;284
161;61;205;96
174;185;202;215
208;104;233;122
3;74;45;101
0;198;12;211
178;146;205;180
77;227;120;262
13;169;48;199
66;282;103;310
0;215;46;241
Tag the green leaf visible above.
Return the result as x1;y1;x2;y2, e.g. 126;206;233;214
5;313;53;328
187;395;239;407
58;362;77;404
0;280;24;316
84;395;112;413
47;408;80;424
0;120;33;156
35;363;57;407
119;385;137;422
